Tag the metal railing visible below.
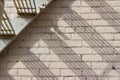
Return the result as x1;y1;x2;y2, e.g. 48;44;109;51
13;0;37;15
0;10;15;38
0;0;53;38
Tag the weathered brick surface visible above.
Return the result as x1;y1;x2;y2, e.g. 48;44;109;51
1;0;120;80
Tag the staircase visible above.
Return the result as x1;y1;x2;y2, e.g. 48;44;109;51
0;0;53;52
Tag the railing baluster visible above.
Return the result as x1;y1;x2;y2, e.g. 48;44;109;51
13;0;37;15
17;0;23;13
0;0;54;38
1;22;8;34
4;10;15;34
13;0;20;13
24;0;30;13
33;0;36;13
20;0;26;13
0;10;15;38
28;0;34;13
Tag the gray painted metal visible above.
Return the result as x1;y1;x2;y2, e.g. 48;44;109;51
0;0;53;53
0;10;15;38
13;0;37;15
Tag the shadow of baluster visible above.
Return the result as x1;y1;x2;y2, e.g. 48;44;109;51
85;0;120;32
41;29;105;80
58;7;120;78
0;50;17;80
0;35;59;80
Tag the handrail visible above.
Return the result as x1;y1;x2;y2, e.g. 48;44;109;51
0;0;54;52
0;0;54;38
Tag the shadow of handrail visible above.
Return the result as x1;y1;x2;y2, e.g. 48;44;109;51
52;1;120;78
45;0;120;78
0;48;59;80
85;0;120;32
42;29;101;80
0;0;120;80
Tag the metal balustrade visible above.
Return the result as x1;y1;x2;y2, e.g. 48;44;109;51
13;0;37;15
0;0;54;52
0;0;53;38
0;10;15;38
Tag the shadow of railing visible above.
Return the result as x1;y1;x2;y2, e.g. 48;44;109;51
53;0;120;78
41;29;103;80
0;0;120;80
0;0;59;80
42;0;120;78
19;53;59;80
0;42;59;80
85;0;120;32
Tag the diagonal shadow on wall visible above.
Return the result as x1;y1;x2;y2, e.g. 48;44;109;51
0;51;16;80
44;0;120;78
0;43;60;80
0;2;60;80
85;0;120;32
0;2;103;80
0;0;120;80
51;0;120;78
64;0;120;77
41;29;104;80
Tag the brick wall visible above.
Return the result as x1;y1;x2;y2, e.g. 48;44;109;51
4;0;36;34
0;0;120;80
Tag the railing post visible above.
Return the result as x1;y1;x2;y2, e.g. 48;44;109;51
0;0;3;33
